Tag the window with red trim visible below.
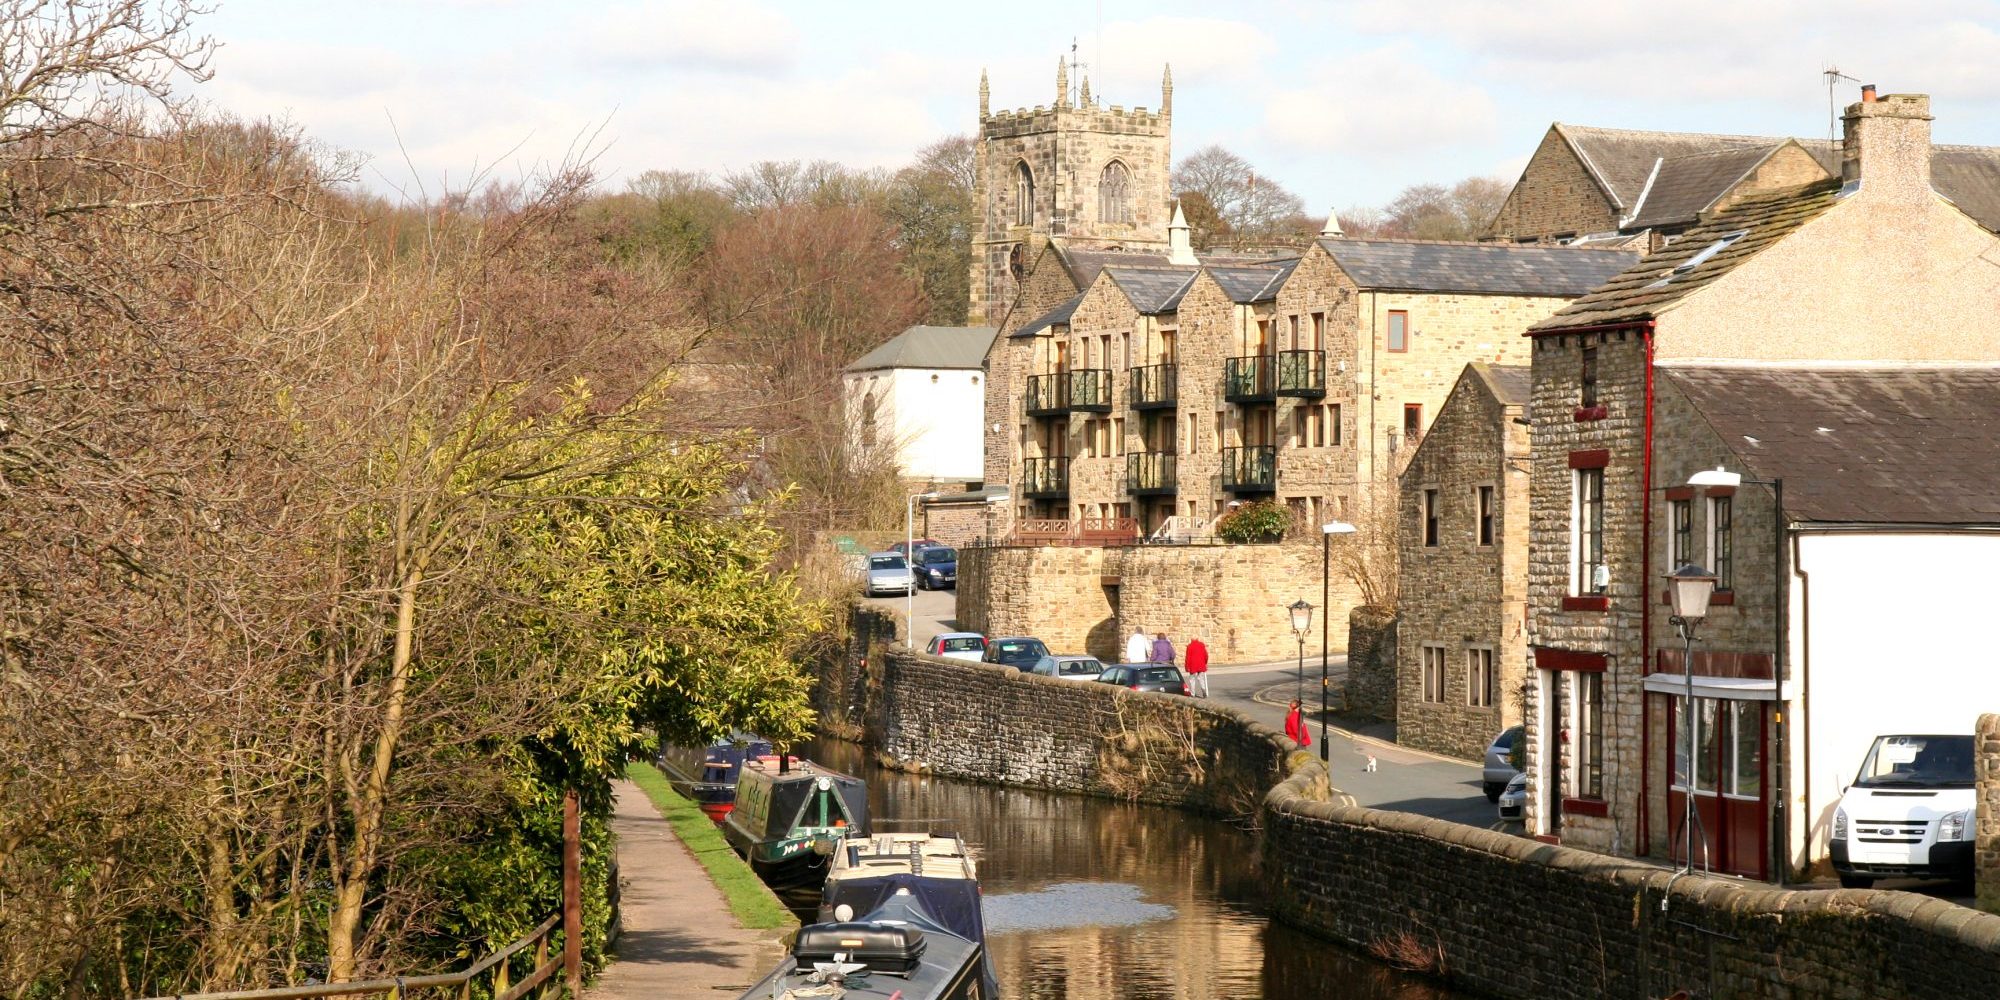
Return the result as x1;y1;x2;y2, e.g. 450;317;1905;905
1387;310;1409;352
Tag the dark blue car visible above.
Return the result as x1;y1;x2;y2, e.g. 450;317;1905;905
913;545;957;590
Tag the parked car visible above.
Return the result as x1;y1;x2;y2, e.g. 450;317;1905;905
1097;663;1190;696
890;538;941;556
1029;654;1104;682
1497;772;1526;822
925;632;987;662
912;545;958;590
982;636;1050;671
1483;725;1523;802
1832;733;1977;889
863;552;914;597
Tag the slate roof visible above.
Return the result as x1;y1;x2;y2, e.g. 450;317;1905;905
1530;180;1841;332
1010;293;1083;338
1551;124;2000;233
1055;245;1287;290
1628;145;1789;229
1665;364;2000;524
1208;260;1299;303
1317;238;1638;297
1105;266;1201;314
845;325;999;371
1472;363;1532;407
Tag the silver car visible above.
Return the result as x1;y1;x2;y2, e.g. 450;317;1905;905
864;552;914;596
1029;654;1105;681
1497;772;1526;822
1483;725;1523;802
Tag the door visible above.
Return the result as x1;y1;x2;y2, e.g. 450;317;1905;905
1667;695;1767;878
1541;669;1563;837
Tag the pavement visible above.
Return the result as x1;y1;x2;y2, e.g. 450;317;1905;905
585;779;787;999
862;588;1504;830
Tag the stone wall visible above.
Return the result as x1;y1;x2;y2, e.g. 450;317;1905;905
1265;768;2000;998
958;540;1359;664
1344;605;1397;722
1981;713;2000;915
824;617;2000;999
1485;127;1620;242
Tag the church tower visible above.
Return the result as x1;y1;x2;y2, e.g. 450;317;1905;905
969;61;1175;325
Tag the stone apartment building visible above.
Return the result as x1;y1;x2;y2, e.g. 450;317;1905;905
1486;117;2000;246
1520;89;2000;881
1394;363;1530;763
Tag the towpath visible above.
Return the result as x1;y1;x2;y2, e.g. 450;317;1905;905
586;779;787;999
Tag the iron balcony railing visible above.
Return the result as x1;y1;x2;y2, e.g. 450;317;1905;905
1276;349;1326;397
1125;451;1177;495
1221;445;1277;492
1022;456;1071;498
1224;354;1276;403
1024;369;1112;416
1128;363;1178;410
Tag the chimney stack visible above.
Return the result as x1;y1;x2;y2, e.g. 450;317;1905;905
1840;88;1932;202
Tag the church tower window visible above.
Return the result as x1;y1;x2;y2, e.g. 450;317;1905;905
1015;161;1035;226
1100;161;1132;225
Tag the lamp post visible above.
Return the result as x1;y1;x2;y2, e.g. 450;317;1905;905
1687;465;1787;884
1666;562;1716;876
906;490;940;641
1320;520;1358;760
1289;599;1313;704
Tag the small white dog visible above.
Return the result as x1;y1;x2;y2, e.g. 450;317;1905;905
1363;755;1378;772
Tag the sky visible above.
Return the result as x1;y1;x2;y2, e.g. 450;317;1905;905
197;0;2000;210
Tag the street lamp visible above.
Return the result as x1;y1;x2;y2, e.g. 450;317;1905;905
906;490;940;641
1666;561;1716;876
1685;464;1789;884
1320;520;1358;759
1288;598;1314;704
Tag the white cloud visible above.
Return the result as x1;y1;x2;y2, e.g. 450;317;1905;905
572;1;801;76
1261;47;1497;159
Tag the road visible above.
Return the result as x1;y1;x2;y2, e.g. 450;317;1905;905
861;588;1501;829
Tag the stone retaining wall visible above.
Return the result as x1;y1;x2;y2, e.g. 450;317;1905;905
1343;605;1397;722
825;616;2000;998
1980;712;2000;914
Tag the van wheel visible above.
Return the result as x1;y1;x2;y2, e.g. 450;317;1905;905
1838;873;1874;889
1483;782;1504;803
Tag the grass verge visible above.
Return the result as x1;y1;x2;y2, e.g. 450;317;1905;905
627;761;797;930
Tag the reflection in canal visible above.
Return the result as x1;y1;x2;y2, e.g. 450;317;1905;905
806;740;1471;1000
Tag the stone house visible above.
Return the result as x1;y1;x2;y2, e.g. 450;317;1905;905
1395;363;1530;761
1486;116;2000;246
1520;89;2000;880
843;324;998;487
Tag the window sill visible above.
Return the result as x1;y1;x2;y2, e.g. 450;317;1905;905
1562;595;1610;612
1573;405;1609;422
1563;797;1610;818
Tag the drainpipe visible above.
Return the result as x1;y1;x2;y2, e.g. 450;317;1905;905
1772;475;1789;885
1638;320;1657;856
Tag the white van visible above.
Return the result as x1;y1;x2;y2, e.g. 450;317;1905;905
1830;734;1976;889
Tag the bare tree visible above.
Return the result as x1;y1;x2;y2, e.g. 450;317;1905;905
1172;143;1305;246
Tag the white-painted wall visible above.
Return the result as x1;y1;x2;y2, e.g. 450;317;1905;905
843;367;987;483
1792;531;2000;860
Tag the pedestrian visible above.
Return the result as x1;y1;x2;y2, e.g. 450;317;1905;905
1124;626;1150;664
1184;636;1209;698
1284;699;1313;748
1150;631;1175;666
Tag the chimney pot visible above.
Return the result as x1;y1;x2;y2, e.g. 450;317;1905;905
1861;84;1877;103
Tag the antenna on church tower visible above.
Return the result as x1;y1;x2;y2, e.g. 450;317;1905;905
979;68;989;119
1161;64;1173;116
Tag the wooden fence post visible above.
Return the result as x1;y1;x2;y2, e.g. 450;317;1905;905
564;788;583;997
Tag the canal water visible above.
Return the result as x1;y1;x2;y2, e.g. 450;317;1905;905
806;740;1473;1000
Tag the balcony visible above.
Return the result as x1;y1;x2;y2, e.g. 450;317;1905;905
1224;355;1275;403
1275;349;1326;398
1128;363;1178;410
1221;445;1276;493
1023;369;1113;416
1125;451;1177;495
1022;456;1070;499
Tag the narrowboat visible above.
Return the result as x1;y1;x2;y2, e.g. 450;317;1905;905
740;832;996;1000
720;755;868;895
655;733;773;823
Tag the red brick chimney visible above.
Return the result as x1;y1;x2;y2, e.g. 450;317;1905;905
1840;89;1932;202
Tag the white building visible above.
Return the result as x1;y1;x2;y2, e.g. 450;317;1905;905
843;325;998;486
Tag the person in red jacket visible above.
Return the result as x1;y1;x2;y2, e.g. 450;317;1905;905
1284;700;1312;748
1184;637;1210;698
